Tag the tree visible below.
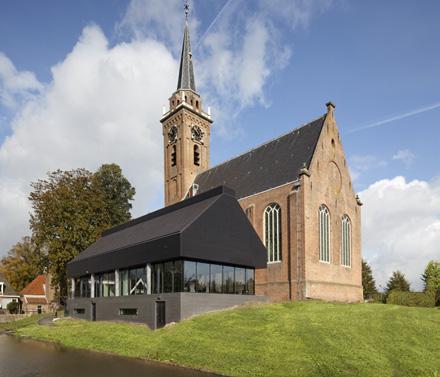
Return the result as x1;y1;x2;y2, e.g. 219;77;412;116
29;165;135;299
362;260;377;299
6;301;19;314
0;236;45;292
93;163;136;226
421;260;440;291
386;270;410;295
422;260;440;306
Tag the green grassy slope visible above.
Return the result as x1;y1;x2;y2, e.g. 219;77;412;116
17;301;440;377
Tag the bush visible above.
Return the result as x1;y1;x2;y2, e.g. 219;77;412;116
387;290;436;308
6;301;19;314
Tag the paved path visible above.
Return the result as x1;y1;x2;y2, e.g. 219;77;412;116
37;316;54;326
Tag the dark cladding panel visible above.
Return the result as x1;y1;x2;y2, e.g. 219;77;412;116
180;194;267;268
67;234;180;277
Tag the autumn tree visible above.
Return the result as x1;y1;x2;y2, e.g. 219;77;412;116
29;165;135;298
362;260;377;300
0;236;45;292
385;270;410;296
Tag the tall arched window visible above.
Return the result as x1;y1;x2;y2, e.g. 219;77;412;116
264;203;281;262
193;145;200;166
341;215;352;267
171;145;176;167
319;205;330;262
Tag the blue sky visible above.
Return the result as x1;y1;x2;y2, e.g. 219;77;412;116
0;0;439;289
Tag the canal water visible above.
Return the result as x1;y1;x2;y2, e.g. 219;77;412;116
0;334;218;377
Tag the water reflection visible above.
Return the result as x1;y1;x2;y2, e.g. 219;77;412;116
0;334;217;377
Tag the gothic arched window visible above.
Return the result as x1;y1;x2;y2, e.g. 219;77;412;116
264;203;281;262
319;205;330;262
341;215;352;267
193;145;200;166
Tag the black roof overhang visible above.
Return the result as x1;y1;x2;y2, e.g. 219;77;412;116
67;187;267;277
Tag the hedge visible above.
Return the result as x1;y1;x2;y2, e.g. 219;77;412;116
387;290;436;308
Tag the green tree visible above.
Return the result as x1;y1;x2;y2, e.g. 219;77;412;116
362;260;377;299
421;260;440;290
0;236;45;292
6;301;19;314
386;270;410;296
422;260;440;306
93;163;136;226
29;165;135;299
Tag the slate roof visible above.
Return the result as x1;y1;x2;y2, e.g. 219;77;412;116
177;19;196;91
0;272;19;296
67;186;267;277
21;275;47;296
194;115;327;199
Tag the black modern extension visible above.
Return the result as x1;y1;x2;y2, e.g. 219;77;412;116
67;186;267;328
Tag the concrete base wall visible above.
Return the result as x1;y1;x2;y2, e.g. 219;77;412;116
68;293;266;329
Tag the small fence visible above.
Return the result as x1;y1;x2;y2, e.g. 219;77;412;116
0;313;31;323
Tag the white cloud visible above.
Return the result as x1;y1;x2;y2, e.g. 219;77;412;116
0;0;333;255
360;176;440;291
0;52;42;109
0;25;177;255
393;149;415;167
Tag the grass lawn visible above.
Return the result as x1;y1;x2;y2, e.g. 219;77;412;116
17;301;440;377
0;313;45;333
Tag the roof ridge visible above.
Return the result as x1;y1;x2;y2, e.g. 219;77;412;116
198;114;326;177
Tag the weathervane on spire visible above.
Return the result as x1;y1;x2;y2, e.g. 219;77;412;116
184;1;190;19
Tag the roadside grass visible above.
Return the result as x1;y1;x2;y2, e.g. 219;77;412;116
17;301;440;377
0;314;45;333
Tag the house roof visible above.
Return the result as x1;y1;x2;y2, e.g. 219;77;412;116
25;297;48;305
67;186;267;277
0;272;19;296
193;115;326;199
21;275;46;296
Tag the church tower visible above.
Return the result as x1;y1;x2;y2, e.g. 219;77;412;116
160;4;213;206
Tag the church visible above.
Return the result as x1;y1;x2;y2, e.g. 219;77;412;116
67;9;362;328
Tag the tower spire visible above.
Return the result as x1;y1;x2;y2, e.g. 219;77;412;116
177;1;196;91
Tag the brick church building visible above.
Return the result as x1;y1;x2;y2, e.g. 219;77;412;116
160;11;363;303
67;7;362;328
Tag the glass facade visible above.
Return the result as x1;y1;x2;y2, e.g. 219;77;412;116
120;266;148;295
72;260;255;299
153;260;255;295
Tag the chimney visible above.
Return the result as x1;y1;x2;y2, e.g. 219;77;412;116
326;101;336;118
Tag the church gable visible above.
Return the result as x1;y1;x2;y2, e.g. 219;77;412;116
193;115;326;199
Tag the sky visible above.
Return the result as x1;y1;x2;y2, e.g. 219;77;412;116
0;0;439;291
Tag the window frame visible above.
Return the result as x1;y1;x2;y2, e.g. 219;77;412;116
263;203;282;263
319;204;331;263
341;214;352;268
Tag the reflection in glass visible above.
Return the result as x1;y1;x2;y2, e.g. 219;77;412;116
210;264;222;293
196;263;210;293
223;266;234;294
184;261;197;292
234;268;246;294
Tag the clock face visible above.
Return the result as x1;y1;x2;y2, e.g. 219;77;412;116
168;125;178;143
191;125;204;142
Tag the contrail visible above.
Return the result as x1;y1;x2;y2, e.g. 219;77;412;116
194;0;233;50
349;101;440;133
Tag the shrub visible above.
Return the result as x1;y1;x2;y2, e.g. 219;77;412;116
6;301;19;314
387;290;436;308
